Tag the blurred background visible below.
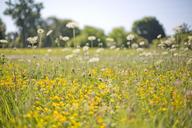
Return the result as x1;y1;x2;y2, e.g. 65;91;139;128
0;0;192;48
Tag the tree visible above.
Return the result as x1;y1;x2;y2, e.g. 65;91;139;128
0;18;6;39
132;16;165;43
173;23;191;34
173;23;192;45
108;27;127;47
68;26;106;47
4;0;43;47
81;26;106;47
43;17;80;47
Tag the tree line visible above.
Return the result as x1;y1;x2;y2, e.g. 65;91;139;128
0;0;191;48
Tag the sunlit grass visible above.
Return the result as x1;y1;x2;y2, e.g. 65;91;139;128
0;48;192;128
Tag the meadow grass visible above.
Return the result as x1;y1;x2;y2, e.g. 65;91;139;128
0;48;192;128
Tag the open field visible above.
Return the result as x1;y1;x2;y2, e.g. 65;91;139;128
0;48;192;128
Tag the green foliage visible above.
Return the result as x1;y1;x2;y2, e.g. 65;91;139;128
108;27;127;47
173;23;191;34
132;16;165;43
0;18;6;40
127;32;149;48
172;23;192;48
71;26;106;47
4;0;44;47
174;33;191;46
153;33;192;50
42;17;81;47
0;54;7;65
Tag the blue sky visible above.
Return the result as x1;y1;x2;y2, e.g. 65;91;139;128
0;0;192;35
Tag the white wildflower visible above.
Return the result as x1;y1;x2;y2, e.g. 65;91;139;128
27;36;38;45
173;53;178;56
127;41;131;45
88;36;96;41
139;41;145;46
110;45;116;49
106;38;114;42
47;49;52;53
60;36;70;41
37;28;44;34
98;43;103;47
127;34;135;40
66;22;79;29
46;30;53;36
88;57;100;63
83;46;89;52
0;39;8;44
65;54;74;60
157;34;162;39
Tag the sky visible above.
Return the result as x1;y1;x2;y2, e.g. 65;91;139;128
0;0;192;35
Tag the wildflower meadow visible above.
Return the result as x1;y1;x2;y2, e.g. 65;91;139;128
0;47;192;128
1;0;192;128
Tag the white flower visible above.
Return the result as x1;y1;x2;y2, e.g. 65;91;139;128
47;49;52;53
62;36;70;41
59;36;70;42
184;42;188;46
36;63;40;67
66;22;79;29
139;41;145;46
173;53;179;56
65;54;74;60
98;43;103;47
110;45;116;49
184;48;189;51
0;39;8;44
127;41;131;45
83;46;89;52
106;38;114;42
37;28;44;34
88;36;96;41
127;34;135;40
88;57;100;63
27;36;38;45
140;52;152;57
172;45;176;48
46;30;53;36
157;34;162;39
27;59;31;63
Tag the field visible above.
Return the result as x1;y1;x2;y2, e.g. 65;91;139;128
0;48;192;128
